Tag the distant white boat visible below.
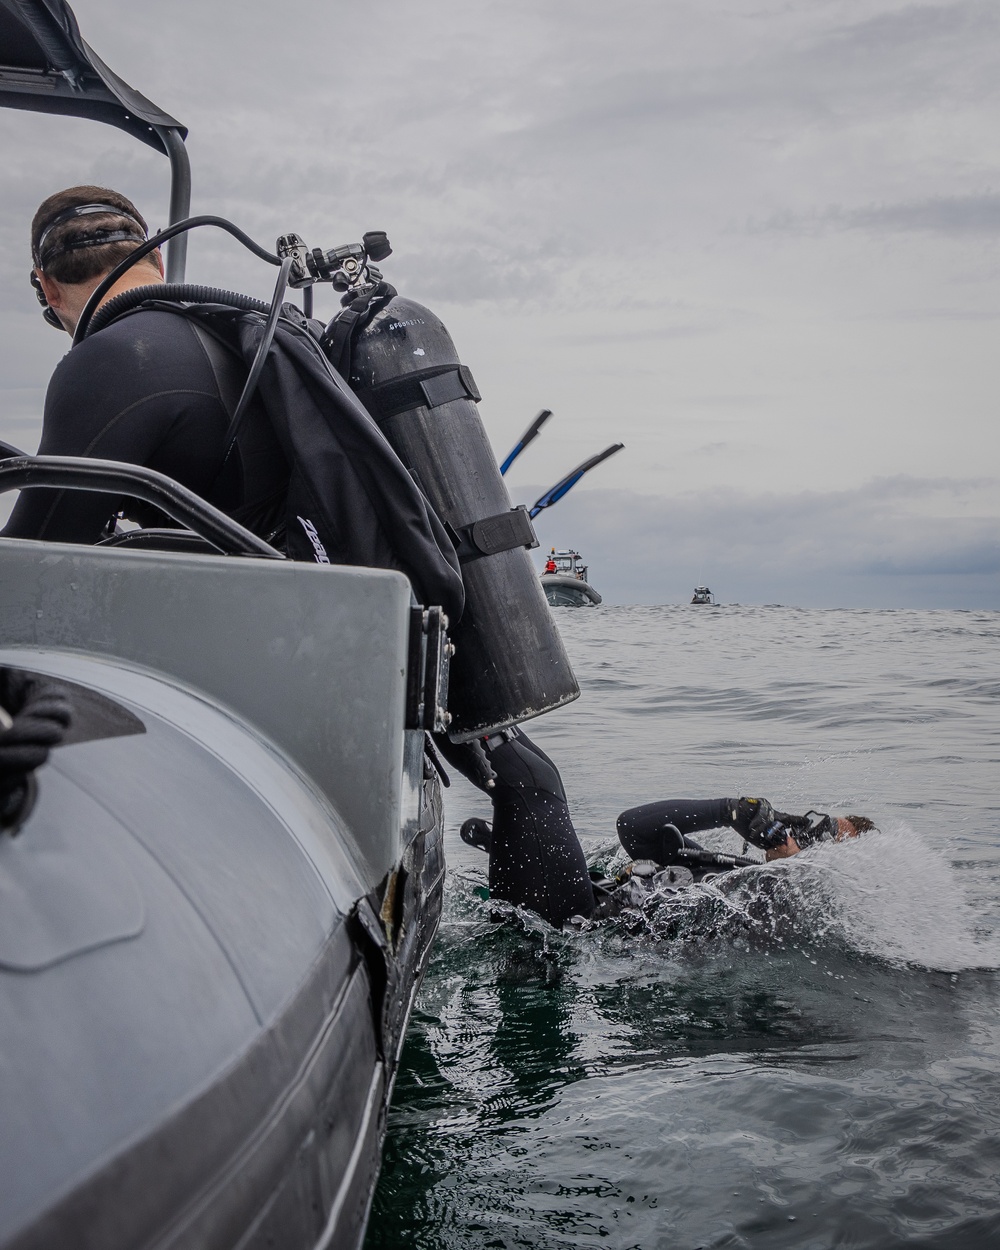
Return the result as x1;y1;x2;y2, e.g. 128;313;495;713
691;585;716;605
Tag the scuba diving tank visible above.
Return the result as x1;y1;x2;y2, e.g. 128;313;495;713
347;297;579;741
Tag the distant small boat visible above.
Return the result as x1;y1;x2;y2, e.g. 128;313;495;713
691;586;716;605
541;549;602;607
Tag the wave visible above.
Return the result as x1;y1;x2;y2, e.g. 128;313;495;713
594;827;999;972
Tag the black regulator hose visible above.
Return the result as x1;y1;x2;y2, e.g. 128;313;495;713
0;669;73;835
219;256;293;462
74;215;282;344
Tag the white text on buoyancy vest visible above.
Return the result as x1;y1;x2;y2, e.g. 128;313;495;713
297;515;330;564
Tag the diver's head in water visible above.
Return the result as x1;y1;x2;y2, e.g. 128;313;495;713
30;186;163;334
734;796;877;859
766;812;875;859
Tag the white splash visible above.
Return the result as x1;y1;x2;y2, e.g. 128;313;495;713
712;825;1000;972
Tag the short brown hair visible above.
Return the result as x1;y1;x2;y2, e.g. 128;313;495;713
845;815;876;834
32;185;159;284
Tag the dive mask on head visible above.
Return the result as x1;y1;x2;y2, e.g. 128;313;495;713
802;810;834;838
31;202;148;329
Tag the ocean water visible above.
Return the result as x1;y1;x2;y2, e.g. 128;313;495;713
366;606;1000;1250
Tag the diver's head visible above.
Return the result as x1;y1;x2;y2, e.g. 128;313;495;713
30;186;164;334
837;814;876;839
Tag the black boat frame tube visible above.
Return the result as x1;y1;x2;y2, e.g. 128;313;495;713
73;215;282;344
152;125;192;282
0;457;284;558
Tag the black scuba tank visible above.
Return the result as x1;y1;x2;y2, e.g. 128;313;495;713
348;296;579;741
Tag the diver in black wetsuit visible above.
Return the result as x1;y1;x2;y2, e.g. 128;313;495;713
456;762;874;927
618;797;874;863
2;186;287;544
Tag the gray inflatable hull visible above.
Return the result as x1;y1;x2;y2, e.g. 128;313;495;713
541;573;602;607
0;539;444;1249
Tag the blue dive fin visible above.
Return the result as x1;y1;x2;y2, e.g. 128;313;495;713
499;409;553;476
528;443;624;519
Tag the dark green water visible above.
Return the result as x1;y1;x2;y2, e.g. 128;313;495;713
367;607;1000;1249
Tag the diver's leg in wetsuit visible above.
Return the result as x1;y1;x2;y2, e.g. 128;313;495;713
436;728;595;926
485;730;596;926
616;798;736;863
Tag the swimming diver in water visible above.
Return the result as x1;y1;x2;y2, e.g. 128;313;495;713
617;796;874;864
449;734;874;927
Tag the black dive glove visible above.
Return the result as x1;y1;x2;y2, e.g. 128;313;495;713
732;796;788;851
432;733;497;793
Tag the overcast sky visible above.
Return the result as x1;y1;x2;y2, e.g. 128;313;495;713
2;0;998;606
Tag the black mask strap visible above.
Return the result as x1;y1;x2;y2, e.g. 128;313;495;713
31;202;148;330
33;202;146;268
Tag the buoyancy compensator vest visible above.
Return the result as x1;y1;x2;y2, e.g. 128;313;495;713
81;290;466;620
342;296;580;741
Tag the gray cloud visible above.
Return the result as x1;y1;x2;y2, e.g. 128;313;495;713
2;0;999;607
554;324;720;347
845;195;1000;235
495;1;1000;160
753;193;1000;238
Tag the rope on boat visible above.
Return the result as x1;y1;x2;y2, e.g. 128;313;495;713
0;668;72;834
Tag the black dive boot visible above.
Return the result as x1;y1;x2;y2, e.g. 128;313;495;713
460;817;493;854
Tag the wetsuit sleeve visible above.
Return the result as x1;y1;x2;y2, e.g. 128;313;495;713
2;319;228;545
616;798;735;862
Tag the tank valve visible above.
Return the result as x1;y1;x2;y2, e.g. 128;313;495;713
275;230;392;295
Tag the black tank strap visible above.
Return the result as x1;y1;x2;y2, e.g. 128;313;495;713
321;306;364;380
446;505;538;564
188;322;245;420
177;316;286;530
356;364;481;425
318;281;399;380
